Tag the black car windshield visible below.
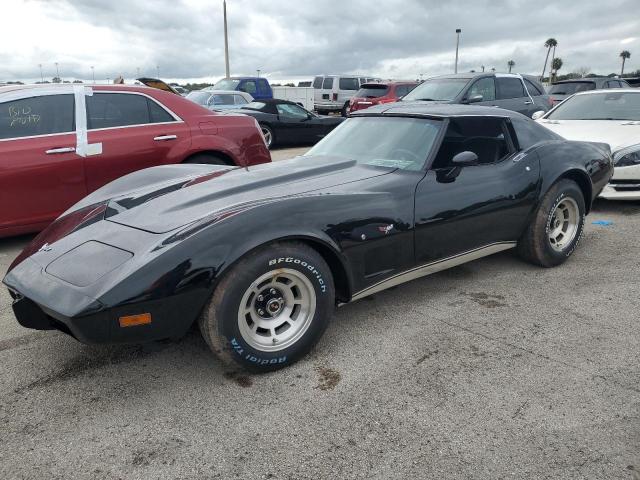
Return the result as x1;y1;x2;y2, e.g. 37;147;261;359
402;78;468;102
548;82;596;95
213;79;241;90
546;91;640;121
304;117;442;171
186;91;211;106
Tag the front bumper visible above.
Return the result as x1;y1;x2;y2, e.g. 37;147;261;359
4;257;209;345
599;165;640;200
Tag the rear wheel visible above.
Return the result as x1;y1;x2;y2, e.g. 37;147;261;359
260;124;275;149
517;179;585;267
199;242;335;372
184;153;228;165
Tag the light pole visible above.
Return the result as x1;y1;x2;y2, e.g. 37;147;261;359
156;65;160;78
136;67;140;77
91;66;95;83
481;65;485;72
223;0;230;78
454;28;462;74
55;62;60;81
38;63;43;83
256;69;261;78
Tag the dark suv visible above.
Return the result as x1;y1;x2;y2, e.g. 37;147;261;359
402;72;552;117
548;77;631;105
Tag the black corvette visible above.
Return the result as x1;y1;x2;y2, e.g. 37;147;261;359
228;99;345;149
4;104;612;372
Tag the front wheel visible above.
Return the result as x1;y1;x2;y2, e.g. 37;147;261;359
199;242;335;372
260;124;275;149
517;179;586;267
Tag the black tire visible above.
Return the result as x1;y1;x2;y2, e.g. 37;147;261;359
260;124;275;149
184;153;228;165
517;179;586;267
341;103;349;117
199;242;335;372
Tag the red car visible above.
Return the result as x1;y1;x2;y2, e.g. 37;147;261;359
348;81;419;113
0;83;270;237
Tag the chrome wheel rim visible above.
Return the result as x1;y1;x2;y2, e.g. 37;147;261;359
238;268;316;352
261;126;272;147
548;197;579;252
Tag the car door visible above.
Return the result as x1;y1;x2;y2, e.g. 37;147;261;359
0;93;86;232
275;103;315;143
495;76;533;116
84;91;191;192
413;116;540;264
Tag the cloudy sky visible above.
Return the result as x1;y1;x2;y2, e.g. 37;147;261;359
1;0;638;83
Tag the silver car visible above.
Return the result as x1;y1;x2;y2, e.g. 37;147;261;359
186;90;254;111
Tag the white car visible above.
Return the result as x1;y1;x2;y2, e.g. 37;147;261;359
186;90;253;111
535;89;640;200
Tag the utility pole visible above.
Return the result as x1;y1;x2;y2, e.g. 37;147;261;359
38;64;43;82
223;0;230;78
55;62;60;81
454;29;462;74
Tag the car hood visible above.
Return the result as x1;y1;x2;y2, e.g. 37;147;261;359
537;119;640;152
104;156;392;234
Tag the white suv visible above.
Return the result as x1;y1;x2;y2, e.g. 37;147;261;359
313;75;381;116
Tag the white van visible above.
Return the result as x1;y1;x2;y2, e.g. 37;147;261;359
313;75;381;116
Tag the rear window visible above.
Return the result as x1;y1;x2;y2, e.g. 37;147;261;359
523;78;544;96
243;101;267;111
355;85;389;98
213;79;241;90
548;82;596;95
0;94;75;140
322;77;334;89
339;78;359;90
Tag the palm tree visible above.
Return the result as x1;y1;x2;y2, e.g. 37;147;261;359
620;50;631;76
551;57;563;82
507;60;515;73
541;38;557;82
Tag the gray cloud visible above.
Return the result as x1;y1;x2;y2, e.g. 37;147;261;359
2;0;639;82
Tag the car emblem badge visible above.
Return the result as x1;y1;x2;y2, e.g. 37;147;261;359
38;243;52;253
378;224;394;235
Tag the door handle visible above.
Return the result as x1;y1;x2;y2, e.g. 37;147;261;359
45;147;75;154
153;134;177;141
524;101;533;105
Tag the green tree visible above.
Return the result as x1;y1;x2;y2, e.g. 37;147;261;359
620;50;631;75
541;38;557;81
551;57;563;82
507;60;515;73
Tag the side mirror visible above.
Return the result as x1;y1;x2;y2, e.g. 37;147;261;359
465;94;484;104
451;151;479;166
531;110;545;120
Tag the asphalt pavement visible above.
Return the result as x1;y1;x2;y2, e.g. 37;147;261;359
1;147;638;479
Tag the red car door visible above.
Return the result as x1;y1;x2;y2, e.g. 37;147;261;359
0;93;86;234
84;91;192;192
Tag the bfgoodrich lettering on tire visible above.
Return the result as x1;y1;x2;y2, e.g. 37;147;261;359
198;241;335;372
517;179;586;267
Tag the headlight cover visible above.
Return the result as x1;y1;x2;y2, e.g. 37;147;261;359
614;144;640;167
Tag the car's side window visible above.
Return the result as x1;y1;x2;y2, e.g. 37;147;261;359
234;95;248;105
276;103;309;119
496;77;526;99
431;117;511;169
339;77;359;91
467;77;496;101
313;77;323;89
0;94;75;140
322;77;334;89
86;93;173;129
241;81;257;95
511;117;558;150
523;78;543;96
